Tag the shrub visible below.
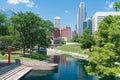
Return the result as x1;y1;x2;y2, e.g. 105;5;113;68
0;50;6;56
60;39;66;44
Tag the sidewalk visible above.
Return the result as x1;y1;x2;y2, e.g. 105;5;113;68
47;48;88;60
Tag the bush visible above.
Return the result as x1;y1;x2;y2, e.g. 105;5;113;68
60;39;66;44
0;50;6;56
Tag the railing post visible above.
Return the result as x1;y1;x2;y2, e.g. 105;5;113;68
8;46;12;65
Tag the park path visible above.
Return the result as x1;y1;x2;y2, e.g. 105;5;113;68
47;48;88;60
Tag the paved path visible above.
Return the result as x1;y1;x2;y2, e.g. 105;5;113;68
47;48;88;60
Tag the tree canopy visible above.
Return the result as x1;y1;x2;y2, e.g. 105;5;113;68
113;2;120;12
9;11;54;56
86;15;120;79
79;27;95;49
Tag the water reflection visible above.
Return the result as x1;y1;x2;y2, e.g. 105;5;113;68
20;55;98;80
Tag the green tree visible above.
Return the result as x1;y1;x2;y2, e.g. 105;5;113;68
113;2;120;12
0;13;9;36
10;12;43;56
60;39;66;44
79;28;95;49
37;20;54;52
86;15;120;79
72;33;79;42
10;11;54;55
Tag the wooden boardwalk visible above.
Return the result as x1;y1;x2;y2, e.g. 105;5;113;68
0;60;58;80
0;64;32;80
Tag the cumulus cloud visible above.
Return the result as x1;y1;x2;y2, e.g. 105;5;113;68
108;2;114;9
26;1;35;8
105;1;114;10
65;10;69;14
7;0;29;5
7;0;36;8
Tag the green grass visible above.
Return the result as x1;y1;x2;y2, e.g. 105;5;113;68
55;45;84;54
0;54;39;61
0;50;47;61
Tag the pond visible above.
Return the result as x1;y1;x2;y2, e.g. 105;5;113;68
20;55;98;80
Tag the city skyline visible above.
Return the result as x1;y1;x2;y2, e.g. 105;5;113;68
0;0;119;30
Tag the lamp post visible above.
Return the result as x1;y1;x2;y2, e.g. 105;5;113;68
8;46;12;65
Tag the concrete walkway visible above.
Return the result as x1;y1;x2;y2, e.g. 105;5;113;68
47;48;88;60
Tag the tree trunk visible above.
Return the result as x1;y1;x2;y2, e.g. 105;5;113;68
23;44;25;56
38;45;40;53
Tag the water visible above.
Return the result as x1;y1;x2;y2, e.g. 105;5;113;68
20;55;98;80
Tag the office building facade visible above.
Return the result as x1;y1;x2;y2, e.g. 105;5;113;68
61;26;72;41
92;12;120;33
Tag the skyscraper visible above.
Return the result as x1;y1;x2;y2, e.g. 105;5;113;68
77;2;86;35
54;16;61;28
83;18;92;34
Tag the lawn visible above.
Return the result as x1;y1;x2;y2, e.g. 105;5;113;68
0;50;47;61
55;44;84;54
0;55;34;61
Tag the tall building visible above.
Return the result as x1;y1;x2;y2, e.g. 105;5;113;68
54;16;61;28
77;2;86;35
61;26;72;41
92;12;120;33
83;18;92;34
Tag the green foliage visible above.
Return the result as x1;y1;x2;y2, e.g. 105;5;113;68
113;2;120;12
0;36;13;46
30;52;48;60
0;13;9;36
60;39;66;44
0;50;6;56
86;15;120;79
10;11;54;55
79;28;95;49
72;33;79;42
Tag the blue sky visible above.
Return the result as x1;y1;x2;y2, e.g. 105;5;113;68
0;0;119;30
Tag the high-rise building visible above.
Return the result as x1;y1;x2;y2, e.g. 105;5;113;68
92;12;120;33
77;2;86;35
83;18;92;34
54;16;61;28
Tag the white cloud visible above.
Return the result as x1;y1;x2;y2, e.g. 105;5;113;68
65;10;69;14
26;1;35;8
20;0;29;3
108;2;114;9
105;0;109;4
105;1;114;10
7;0;36;8
7;0;19;5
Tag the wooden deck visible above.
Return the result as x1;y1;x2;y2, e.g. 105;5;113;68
0;64;32;80
0;60;58;80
